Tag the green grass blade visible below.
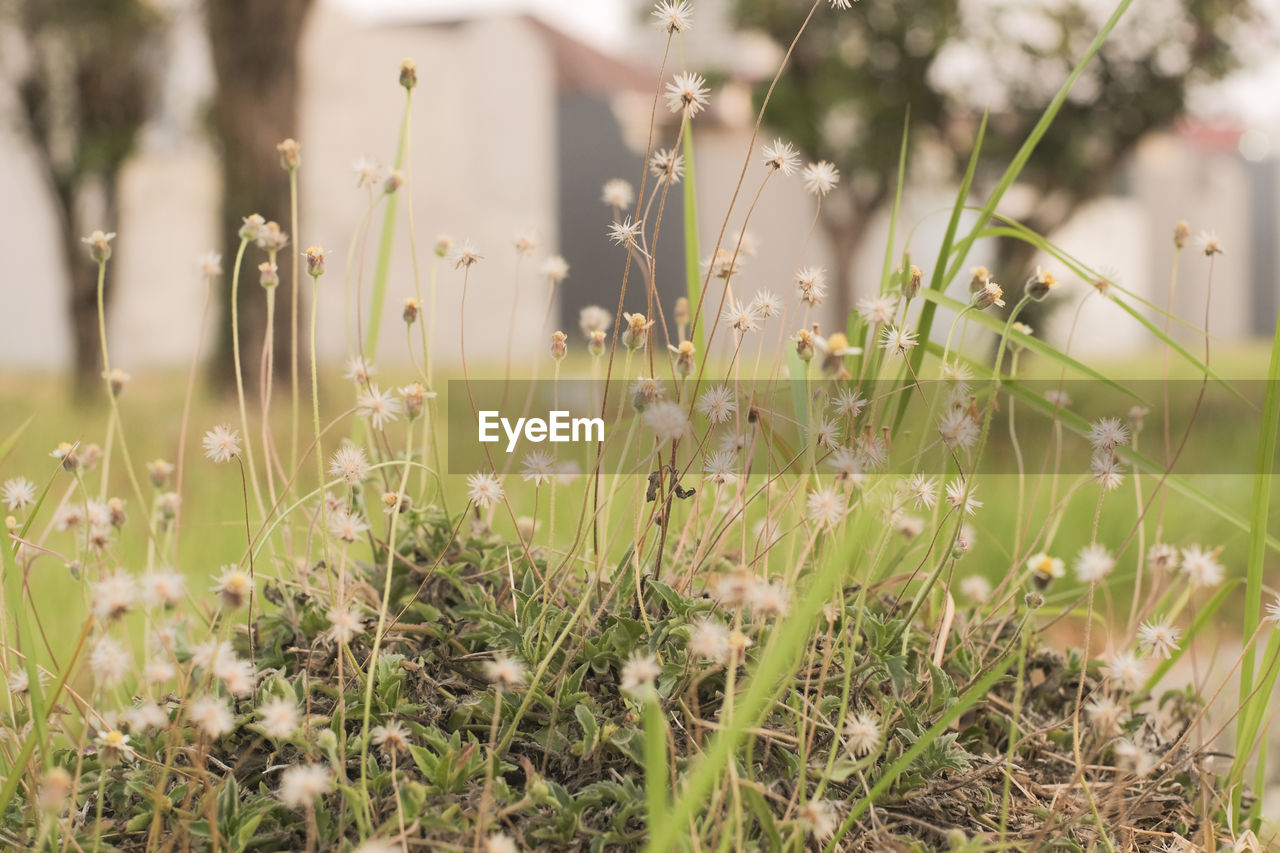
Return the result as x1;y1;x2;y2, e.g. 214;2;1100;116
897;112;986;432
822;654;1015;850
915;289;1143;401
364;100;411;361
0;416;31;465
642;698;669;837
879;110;910;298
682;120;703;356
941;0;1135;289
1233;303;1280;819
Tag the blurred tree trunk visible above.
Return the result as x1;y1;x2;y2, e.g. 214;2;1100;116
12;1;162;397
205;0;314;391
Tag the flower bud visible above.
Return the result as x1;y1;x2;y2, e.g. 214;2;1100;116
402;297;421;324
434;235;453;258
550;330;567;361
276;138;301;170
1173;220;1189;249
239;214;266;243
52;442;79;472
257;221;289;253
147;459;174;488
1026;267;1057;302
399;58;417;90
82;230;116;263
384;170;405;194
968;266;990;294
795;329;815;362
905;264;923;299
674;296;690;330
79;443;102;471
621;313;653;351
588;330;606;358
670;340;696;377
107;497;127;528
401;382;427;419
972;280;1005;310
259;261;279;288
1024;591;1044;610
303;246;329;278
105;368;130;397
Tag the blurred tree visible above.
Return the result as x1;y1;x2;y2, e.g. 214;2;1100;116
733;0;1254;323
205;0;314;389
9;0;163;393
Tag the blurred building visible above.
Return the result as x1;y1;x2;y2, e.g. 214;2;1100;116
0;0;1275;374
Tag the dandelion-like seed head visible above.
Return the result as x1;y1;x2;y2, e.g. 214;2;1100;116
642;401;689;443
620;651;662;699
762;139;800;175
652;0;693;33
356;385;404;430
601;178;635;209
845;710;881;756
1180;545;1224;588
1137;617;1181;660
802;160;840;196
213;565;253;610
372;719;411;755
1074;543;1116;583
451;239;483;269
879;325;918;357
278;764;334;809
466;472;505;509
189;695;235;740
649;148;685;185
483;653;528;689
202;425;241;464
665;71;710;117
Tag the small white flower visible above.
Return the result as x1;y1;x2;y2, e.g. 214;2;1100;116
483;653;528;688
189;695;235;739
2;477;36;511
202;425;241;464
328;508;369;544
857;295;898;327
466;472;505;509
1102;650;1148;692
353;155;382;188
1074;543;1116;583
485;834;519;853
520;450;556;485
608;217;643;248
829;0;855;8
197;251;223;277
127;702;168;732
721;297;761;333
702;450;736;484
813;416;841;450
649;148;685;185
642;401;690;443
92;572;138;621
89;636;132;686
1044;389;1072;408
601;178;635;209
1137;617;1181;660
938;409;979;451
651;0;693;33
257;696;300;740
328;445;370;486
748;580;791;619
541;255;570;283
620;652;661;698
326;605;365;645
880;326;918;357
831;388;867;420
904;473;938;510
960;574;992;603
1091;452;1125;491
801;160;840;196
357;385;403;429
1027;552;1065;582
762;139;800;175
1265;596;1280;625
687;618;731;664
796;267;827;306
944;480;982;515
1084;693;1127;734
278;764;334;809
665;71;710;117
579;305;613;338
750;289;782;318
213;565;253;609
1147;543;1179;573
1088;417;1130;452
845;710;881;756
696;385;737;425
141;569;186;608
343;356;376;383
806;486;845;528
798;799;840;840
451;240;483;269
1180;545;1224;588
